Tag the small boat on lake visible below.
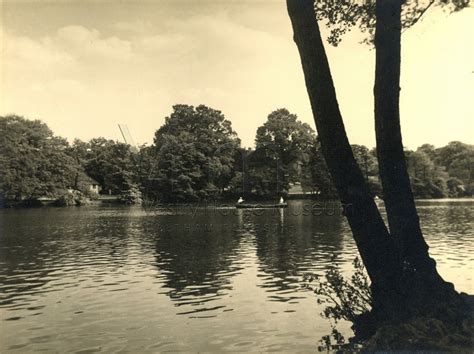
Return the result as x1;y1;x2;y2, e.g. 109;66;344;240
235;202;288;209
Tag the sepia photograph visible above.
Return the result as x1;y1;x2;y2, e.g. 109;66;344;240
0;0;473;352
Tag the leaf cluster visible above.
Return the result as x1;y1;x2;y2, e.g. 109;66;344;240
314;0;470;46
303;256;372;349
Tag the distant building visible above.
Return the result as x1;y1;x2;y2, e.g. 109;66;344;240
288;182;305;195
82;176;101;194
88;178;101;194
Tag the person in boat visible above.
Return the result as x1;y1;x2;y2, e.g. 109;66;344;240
237;197;244;204
279;196;284;204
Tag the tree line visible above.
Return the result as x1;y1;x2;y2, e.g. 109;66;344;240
0;108;472;206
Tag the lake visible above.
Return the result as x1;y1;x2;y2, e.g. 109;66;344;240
0;200;472;352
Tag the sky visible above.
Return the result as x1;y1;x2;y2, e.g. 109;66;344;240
0;0;472;149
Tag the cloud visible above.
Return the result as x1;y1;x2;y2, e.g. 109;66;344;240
112;20;156;34
2;25;133;88
0;14;382;147
2;32;75;80
1;5;472;149
52;25;133;61
31;79;87;95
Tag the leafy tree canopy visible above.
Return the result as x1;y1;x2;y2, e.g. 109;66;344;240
0;115;86;203
70;137;137;194
249;108;316;196
315;0;470;46
149;104;240;201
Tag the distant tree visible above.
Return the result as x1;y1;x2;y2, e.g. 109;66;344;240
304;139;338;198
417;144;437;161
152;132;206;201
250;108;315;196
405;149;448;198
70;138;137;195
435;141;474;195
446;177;465;198
0;115;86;205
301;142;382;198
401;142;474;198
135;144;157;199
149;104;240;202
247;147;280;197
351;144;379;182
226;148;249;196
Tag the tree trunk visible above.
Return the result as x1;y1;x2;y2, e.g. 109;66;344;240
374;0;455;301
286;0;403;319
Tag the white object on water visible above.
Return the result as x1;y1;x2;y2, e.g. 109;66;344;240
279;197;284;204
238;197;244;204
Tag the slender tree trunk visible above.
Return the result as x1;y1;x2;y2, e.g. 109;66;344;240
374;0;454;298
286;0;404;319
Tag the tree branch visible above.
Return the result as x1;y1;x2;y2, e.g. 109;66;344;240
402;0;436;32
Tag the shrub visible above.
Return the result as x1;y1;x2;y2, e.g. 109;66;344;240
303;257;372;350
119;185;143;205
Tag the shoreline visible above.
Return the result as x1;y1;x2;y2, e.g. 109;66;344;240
1;196;472;209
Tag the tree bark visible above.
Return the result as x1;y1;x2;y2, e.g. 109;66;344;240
373;0;454;298
286;0;403;319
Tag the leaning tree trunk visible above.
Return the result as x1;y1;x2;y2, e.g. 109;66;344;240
286;0;404;320
374;0;457;305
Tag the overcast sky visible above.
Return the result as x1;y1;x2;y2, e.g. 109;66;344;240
1;0;472;149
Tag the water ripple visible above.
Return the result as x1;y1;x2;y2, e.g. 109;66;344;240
0;201;471;352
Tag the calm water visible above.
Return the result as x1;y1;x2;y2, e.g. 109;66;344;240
0;200;472;352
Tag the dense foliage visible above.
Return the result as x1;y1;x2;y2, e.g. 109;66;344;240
248;108;315;196
406;142;474;198
144;104;240;202
0;112;472;206
0;115;87;206
70;137;138;195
